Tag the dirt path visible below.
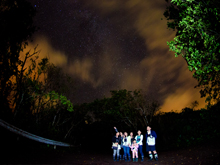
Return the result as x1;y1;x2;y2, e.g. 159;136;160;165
1;139;220;164
47;143;220;165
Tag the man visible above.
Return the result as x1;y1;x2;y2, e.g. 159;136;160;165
145;125;158;161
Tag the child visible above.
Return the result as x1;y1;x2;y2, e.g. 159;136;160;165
129;139;139;162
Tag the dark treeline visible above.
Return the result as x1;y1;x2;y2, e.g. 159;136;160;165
2;85;220;152
152;102;220;150
69;99;220;151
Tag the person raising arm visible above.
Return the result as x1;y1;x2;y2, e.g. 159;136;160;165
112;131;121;161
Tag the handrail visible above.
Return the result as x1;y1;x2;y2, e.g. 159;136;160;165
0;119;73;147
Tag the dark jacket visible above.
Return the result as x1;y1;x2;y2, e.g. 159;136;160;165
146;130;157;139
112;136;121;145
130;136;135;144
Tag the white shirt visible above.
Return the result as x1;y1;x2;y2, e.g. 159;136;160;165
123;136;131;146
147;130;156;146
135;134;143;145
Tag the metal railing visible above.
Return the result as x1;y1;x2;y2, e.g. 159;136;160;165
0;119;73;148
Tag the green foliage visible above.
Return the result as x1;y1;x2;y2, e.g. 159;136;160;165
164;0;220;103
46;91;73;112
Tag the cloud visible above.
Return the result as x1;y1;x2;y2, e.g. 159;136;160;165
79;0;207;111
30;0;207;111
162;88;207;112
120;68;142;90
67;58;94;84
20;36;68;67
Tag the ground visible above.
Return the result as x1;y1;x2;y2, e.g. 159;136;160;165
1;139;220;164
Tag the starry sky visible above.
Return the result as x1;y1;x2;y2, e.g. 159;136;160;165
25;0;207;112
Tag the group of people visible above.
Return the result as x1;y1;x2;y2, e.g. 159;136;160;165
112;125;158;162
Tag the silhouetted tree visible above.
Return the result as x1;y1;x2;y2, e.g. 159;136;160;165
82;89;160;131
0;0;36;117
190;100;199;110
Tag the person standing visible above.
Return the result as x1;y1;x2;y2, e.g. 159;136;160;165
119;132;124;160
112;132;121;161
129;132;135;144
123;132;131;162
135;130;144;162
129;131;135;159
146;125;158;161
114;127;124;160
129;139;139;162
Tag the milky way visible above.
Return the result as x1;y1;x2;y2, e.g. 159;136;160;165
25;0;207;112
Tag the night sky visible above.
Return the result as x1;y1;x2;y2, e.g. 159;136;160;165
24;0;206;112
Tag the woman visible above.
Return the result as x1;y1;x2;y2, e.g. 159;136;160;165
112;132;121;161
129;132;135;144
122;132;131;162
114;127;124;160
135;130;144;162
119;132;124;160
129;132;135;159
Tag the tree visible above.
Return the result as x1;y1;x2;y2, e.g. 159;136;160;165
83;89;160;130
109;89;139;129
0;0;76;142
190;100;199;110
11;51;73;116
132;90;161;125
0;0;36;115
5;48;75;141
164;0;220;103
46;63;75;101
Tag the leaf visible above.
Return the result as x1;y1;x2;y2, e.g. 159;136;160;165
164;0;220;102
188;66;193;71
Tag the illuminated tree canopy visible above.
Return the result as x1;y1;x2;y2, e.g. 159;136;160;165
164;0;220;102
